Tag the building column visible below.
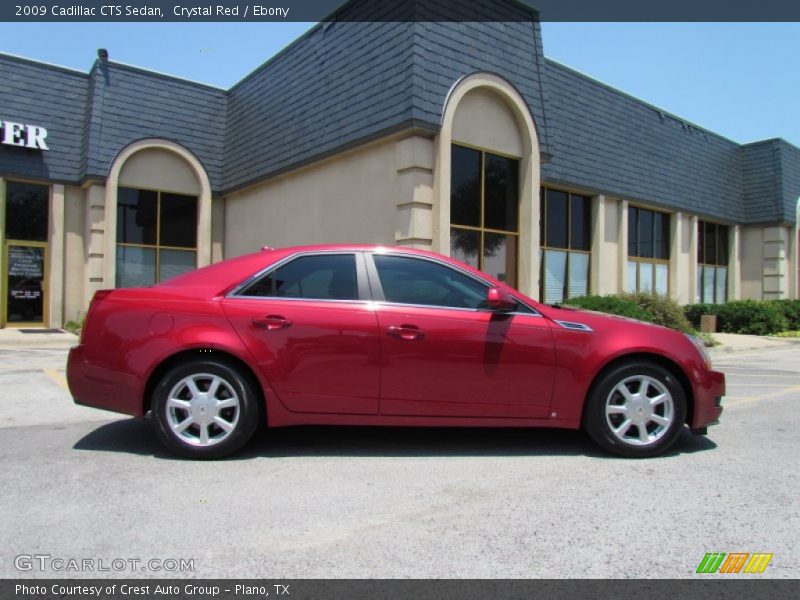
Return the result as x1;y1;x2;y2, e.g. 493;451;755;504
84;184;106;303
669;212;682;302
48;184;65;328
394;136;434;250
763;226;790;299
211;196;225;263
591;195;619;296
618;199;629;292
689;215;699;303
730;225;742;301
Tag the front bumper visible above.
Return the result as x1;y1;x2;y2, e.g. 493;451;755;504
691;368;725;432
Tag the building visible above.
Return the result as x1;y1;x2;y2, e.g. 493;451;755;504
1;0;798;328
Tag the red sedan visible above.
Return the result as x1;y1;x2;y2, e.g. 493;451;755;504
67;245;724;459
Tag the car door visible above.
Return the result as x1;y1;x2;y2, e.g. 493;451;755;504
222;251;381;415
368;253;555;418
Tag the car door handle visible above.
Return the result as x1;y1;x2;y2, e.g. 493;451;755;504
387;325;425;341
252;315;292;330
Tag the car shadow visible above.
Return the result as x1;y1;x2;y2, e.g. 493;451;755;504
73;419;717;461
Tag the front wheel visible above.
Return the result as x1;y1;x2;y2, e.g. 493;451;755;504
583;361;687;458
151;360;261;459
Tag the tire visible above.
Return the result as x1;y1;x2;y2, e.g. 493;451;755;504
151;359;262;459
583;361;687;458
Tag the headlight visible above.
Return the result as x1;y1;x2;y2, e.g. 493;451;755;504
685;333;712;369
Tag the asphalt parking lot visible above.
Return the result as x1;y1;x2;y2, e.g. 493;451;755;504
0;343;798;578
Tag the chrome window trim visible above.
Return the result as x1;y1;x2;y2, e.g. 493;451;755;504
370;299;543;317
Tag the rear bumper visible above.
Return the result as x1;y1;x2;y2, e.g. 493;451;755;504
67;345;143;417
691;368;725;432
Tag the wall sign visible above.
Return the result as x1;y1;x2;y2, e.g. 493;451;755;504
0;119;49;150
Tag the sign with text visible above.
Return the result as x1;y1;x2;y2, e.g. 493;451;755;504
0;119;49;150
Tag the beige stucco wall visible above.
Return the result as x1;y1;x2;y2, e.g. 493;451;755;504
63;185;87;323
590;195;620;295
118;148;201;195
223;135;403;258
669;212;694;304
741;225;763;300
452;88;524;157
740;224;795;300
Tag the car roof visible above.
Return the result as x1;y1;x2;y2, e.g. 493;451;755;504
153;244;452;297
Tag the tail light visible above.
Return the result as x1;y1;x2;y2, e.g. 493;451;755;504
82;289;114;343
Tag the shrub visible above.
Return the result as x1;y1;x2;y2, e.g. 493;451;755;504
563;295;653;323
619;292;693;333
769;299;800;331
715;300;788;335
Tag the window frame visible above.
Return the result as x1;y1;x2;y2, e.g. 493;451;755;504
228;251;372;304
627;205;671;295
697;220;730;304
449;142;520;288
115;186;199;287
539;186;592;303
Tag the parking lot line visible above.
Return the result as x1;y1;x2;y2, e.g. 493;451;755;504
42;368;69;392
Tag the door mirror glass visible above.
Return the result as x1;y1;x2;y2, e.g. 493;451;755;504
487;286;516;311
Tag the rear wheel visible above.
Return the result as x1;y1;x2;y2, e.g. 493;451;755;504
583;361;686;458
151;360;261;459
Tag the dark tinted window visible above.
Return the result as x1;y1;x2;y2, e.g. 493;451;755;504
240;254;358;301
484;154;519;231
545;189;568;248
5;181;49;242
717;225;729;265
628;208;638;256
374;255;490;309
450;145;481;227
117;188;157;245
570;194;591;251
698;220;729;266
638;209;653;258
160;193;198;248
654;212;670;259
629;206;670;259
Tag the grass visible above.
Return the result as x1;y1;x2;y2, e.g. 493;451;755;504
694;331;719;347
63;319;83;336
772;330;800;338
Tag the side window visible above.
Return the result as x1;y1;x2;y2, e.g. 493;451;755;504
373;255;490;309
239;254;358;301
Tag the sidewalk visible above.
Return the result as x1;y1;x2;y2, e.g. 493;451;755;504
709;332;800;354
0;328;79;349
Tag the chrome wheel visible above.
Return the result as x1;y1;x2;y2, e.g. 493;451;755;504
605;375;674;447
165;373;240;447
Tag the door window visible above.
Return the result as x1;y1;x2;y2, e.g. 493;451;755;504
239;254;358;301
373;255;492;310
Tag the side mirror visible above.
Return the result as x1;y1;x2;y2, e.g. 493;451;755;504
487;286;517;311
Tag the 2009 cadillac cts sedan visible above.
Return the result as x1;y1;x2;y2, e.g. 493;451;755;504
67;245;724;459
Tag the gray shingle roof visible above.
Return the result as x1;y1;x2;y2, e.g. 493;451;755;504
541;59;746;223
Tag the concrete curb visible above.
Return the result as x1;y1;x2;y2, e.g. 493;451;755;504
0;329;79;350
708;333;800;354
